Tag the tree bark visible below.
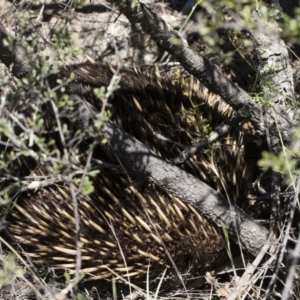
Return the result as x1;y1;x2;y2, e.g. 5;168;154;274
106;1;260;120
101;121;270;256
106;0;297;151
250;8;296;153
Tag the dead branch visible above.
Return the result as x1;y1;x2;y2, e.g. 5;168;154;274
171;113;242;165
107;0;298;152
100;120;270;256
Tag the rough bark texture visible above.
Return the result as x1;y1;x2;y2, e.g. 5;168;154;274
106;0;264;130
250;9;296;153
101;121;270;256
107;0;298;152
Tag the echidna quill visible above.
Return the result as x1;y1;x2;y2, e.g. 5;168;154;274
2;61;252;285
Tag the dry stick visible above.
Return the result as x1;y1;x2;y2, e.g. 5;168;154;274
0;171;85;196
0;237;50;299
244;253;278;300
227;233;277;300
50;99;81;292
264;175;300;300
106;0;264;133
281;228;300;300
153;132;187;150
68;177;82;289
228;173;288;299
171;114;242;165
100;121;270;256
0;170;85;256
155;113;241;165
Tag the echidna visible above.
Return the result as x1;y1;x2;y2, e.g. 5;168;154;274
2;61;252;285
